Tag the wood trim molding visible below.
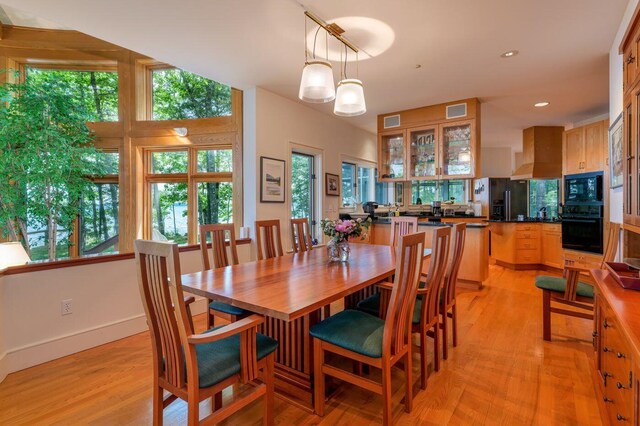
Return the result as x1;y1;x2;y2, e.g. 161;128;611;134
0;239;251;277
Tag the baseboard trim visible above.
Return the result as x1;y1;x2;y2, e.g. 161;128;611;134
0;296;208;383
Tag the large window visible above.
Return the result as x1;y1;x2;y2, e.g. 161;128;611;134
26;67;118;122
152;68;232;120
529;179;560;218
80;151;120;255
147;147;233;245
341;161;376;208
411;180;466;205
291;152;317;238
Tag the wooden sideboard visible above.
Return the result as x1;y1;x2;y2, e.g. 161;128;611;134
591;269;640;425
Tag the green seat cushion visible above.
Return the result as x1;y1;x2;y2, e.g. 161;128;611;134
309;310;385;358
209;300;249;316
534;275;594;299
194;326;278;388
356;293;380;316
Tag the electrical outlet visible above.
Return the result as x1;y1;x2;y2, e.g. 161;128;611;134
61;299;72;316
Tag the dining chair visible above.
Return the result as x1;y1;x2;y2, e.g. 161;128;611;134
290;217;313;253
134;239;278;425
440;223;466;360
411;226;451;389
535;222;621;341
389;216;419;247
354;215;419;317
255;219;284;260
200;224;251;328
310;231;426;425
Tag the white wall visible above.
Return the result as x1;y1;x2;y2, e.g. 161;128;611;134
481;147;514;177
609;0;638;255
0;246;251;382
244;87;377;250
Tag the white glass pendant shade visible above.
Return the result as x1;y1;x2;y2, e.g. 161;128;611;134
333;79;366;117
298;60;335;103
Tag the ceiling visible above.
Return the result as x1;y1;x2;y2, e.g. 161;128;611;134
0;0;629;150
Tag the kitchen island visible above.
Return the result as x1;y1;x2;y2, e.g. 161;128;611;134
362;219;489;289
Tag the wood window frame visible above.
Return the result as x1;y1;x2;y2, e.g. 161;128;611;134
144;146;236;245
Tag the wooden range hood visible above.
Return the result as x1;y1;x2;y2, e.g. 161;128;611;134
511;126;563;180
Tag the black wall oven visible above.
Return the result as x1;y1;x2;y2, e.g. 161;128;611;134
561;172;604;254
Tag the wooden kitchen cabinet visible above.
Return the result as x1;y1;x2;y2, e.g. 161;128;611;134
378;98;481;182
541;223;563;269
562;120;607;176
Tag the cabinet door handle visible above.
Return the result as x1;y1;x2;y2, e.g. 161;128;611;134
617;413;627;422
616;352;626;359
627;54;636;65
603;346;612;352
603;396;613;403
616;381;626;390
603;319;610;329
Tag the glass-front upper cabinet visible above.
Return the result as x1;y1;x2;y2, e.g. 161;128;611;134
408;126;438;180
439;120;475;178
378;131;406;181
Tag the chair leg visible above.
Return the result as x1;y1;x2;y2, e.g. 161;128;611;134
433;323;440;372
263;354;275;426
419;332;428;390
153;385;163;426
404;351;413;413
381;366;393;426
353;360;363;376
442;310;449;360
543;290;551;341
323;305;331;319
452;303;458;347
187;396;199;426
313;339;325;416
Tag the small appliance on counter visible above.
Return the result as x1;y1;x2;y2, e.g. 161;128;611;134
363;202;379;219
537;207;547;220
432;200;442;216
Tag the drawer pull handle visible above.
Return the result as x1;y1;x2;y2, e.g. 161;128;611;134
627;54;636;65
592;331;598;338
603;396;613;403
617;413;627;421
603;347;611;353
616;352;626;359
616;381;626;390
603;320;610;329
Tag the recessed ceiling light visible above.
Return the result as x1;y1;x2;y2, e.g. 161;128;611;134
534;101;550;107
501;50;519;58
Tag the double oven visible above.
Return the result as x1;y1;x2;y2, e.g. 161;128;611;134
561;172;604;254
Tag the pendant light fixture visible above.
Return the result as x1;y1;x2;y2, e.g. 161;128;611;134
299;11;366;117
334;46;366;117
298;17;335;103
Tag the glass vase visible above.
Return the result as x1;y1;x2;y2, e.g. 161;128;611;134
327;239;350;262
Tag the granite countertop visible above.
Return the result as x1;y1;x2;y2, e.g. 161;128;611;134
486;219;562;224
372;218;488;228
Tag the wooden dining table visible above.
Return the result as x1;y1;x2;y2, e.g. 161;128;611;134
181;243;432;410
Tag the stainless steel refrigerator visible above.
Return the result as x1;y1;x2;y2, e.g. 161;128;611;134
489;178;528;220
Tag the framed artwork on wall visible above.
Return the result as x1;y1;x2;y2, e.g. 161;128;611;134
325;173;340;196
260;156;286;203
609;113;623;189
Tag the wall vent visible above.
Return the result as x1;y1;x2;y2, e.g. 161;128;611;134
383;115;401;129
446;103;467;119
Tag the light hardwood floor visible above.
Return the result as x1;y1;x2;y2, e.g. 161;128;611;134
0;265;602;425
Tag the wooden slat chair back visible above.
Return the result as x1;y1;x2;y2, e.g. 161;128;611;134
290;218;313;253
389;216;418;248
255;220;284;260
311;231;426;425
440;223;466;360
135;239;276;425
413;226;451;389
200;224;250;328
199;224;239;270
384;232;427;358
537;222;621;341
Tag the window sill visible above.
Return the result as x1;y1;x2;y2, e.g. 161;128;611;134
0;238;251;277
